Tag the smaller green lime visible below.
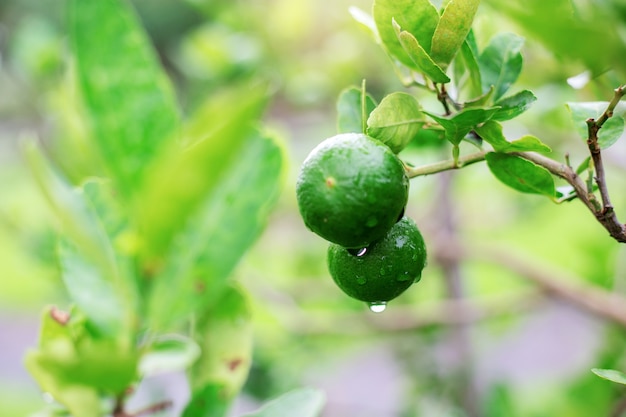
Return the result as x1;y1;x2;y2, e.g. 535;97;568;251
327;217;427;304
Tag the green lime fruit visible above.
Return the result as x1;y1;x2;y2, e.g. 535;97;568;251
296;133;409;248
327;217;427;306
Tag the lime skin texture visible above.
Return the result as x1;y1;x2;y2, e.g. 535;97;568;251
296;133;409;249
327;217;427;303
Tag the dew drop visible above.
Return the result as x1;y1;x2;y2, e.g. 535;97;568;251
348;247;368;257
368;301;387;313
379;267;386;276
356;275;367;285
396;273;411;282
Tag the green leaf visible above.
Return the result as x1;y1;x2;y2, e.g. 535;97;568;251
136;85;269;263
70;0;179;198
424;107;500;145
373;0;439;70
430;0;481;70
394;20;450;84
592;368;626;385
183;383;230;417
493;90;537;121
348;7;379;43
139;335;201;376
486;152;555;196
336;86;377;134
566;102;626;149
367;92;424;153
458;35;483;97
57;240;124;336
478;33;524;101
147;130;283;330
475;121;551;153
463;86;494;108
240;388;326;417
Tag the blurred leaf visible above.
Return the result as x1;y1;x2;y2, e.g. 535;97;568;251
185;286;253;416
136;86;268;264
478;33;524;101
483;0;624;75
240;388;326;417
147;129;283;330
183;383;230;417
367;92;424;153
336;86;377;134
70;0;179;197
394;20;450;84
567;102;626;149
576;156;591;175
25;307;138;416
492;90;537;121
430;0;480;70
486;152;555;196
373;0;439;70
475;121;551;152
348;6;379;42
140;335;201;376
57;240;124;336
592;368;626;385
424;107;500;145
463;86;494;108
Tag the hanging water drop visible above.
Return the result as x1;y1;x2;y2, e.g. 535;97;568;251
368;301;387;313
348;247;368;257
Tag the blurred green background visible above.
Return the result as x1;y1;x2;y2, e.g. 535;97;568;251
2;0;626;416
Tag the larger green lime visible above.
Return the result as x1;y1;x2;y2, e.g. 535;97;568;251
296;133;409;248
327;217;427;303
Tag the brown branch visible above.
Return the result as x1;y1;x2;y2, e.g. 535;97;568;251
113;396;173;417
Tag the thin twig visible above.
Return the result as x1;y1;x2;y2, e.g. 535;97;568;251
405;151;487;178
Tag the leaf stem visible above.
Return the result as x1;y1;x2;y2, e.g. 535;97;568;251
405;150;487;178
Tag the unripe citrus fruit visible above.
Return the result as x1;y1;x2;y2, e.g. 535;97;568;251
327;217;426;305
296;133;409;248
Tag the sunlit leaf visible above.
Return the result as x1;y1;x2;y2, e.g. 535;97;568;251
70;0;179;197
486;152;555;196
592;368;626;385
373;0;439;70
136;85;269;263
478;33;524;101
240;388;326;417
424;107;500;145
430;0;480;70
349;6;379;42
367;92;424;153
336;86;377;134
493;90;537;121
459;32;482;97
147;130;283;330
475;121;551;153
567;102;626;149
394;20;450;84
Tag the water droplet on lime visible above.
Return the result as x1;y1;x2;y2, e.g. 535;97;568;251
397;273;411;282
368;301;387;313
356;276;367;285
366;216;378;227
348;247;368;257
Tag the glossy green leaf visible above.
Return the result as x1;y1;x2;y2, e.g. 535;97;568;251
430;0;480;70
147;130;283;330
592;368;626;385
183;383;230;417
567;102;626;149
367;92;424;153
478;33;524;101
475;121;551;153
240;388;326;417
493;90;537;121
459;35;483;97
140;335;201;376
424;107;500;145
336;86;377;134
136;86;268;263
394;20;450;84
70;0;179;197
486;152;555;196
373;0;439;70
